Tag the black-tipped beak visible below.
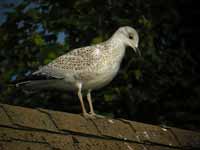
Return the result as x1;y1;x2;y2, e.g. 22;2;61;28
134;47;141;56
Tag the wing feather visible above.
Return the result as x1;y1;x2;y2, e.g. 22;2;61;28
33;44;105;79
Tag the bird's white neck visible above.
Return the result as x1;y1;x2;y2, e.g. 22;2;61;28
105;33;126;64
109;31;126;48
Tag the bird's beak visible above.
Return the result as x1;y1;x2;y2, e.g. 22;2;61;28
133;47;141;56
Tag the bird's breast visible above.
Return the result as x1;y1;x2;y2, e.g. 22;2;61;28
82;60;121;90
80;45;126;90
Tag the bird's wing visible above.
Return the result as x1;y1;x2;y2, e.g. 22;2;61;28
33;44;105;79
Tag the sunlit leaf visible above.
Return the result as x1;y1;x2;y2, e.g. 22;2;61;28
91;36;103;44
32;34;45;46
134;69;142;80
44;58;52;64
104;94;113;102
48;51;57;59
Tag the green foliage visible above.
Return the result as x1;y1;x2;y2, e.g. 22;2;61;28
32;34;45;46
134;69;142;80
0;0;199;130
91;36;103;44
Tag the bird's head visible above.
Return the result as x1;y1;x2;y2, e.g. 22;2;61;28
114;26;140;55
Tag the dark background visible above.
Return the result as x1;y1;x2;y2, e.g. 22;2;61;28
0;0;200;131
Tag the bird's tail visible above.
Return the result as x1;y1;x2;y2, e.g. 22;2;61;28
16;79;61;93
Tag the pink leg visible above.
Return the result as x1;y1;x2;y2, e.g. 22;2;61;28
77;83;88;116
87;90;95;115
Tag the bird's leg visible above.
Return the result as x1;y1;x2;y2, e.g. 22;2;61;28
77;83;88;117
86;90;96;116
86;91;105;118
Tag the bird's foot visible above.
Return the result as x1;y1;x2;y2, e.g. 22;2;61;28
82;112;105;119
82;112;96;119
88;112;105;119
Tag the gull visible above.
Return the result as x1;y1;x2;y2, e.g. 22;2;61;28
17;26;140;118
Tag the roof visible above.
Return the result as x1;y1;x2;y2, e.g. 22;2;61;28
0;103;200;150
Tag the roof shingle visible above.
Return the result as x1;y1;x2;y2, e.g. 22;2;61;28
0;103;199;150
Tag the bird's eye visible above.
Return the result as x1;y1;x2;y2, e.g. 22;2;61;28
129;35;133;39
